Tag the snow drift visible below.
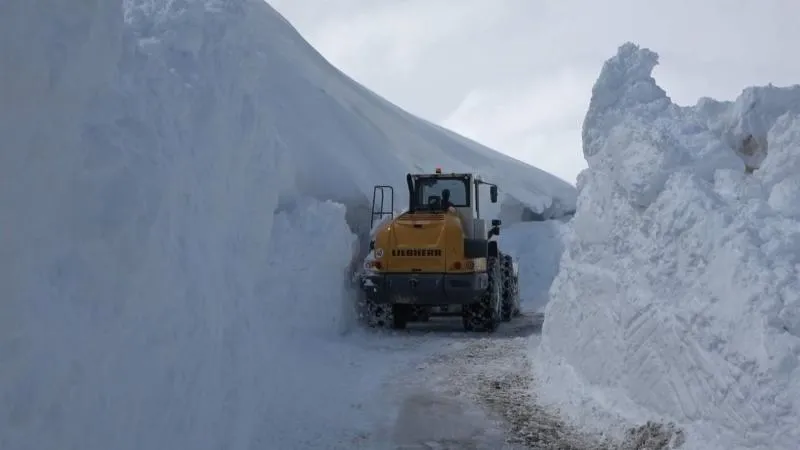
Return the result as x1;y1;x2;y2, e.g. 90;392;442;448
0;0;574;449
537;42;800;450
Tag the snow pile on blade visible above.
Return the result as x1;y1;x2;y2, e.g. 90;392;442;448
537;42;800;450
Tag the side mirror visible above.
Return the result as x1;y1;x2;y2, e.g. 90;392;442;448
490;185;498;203
491;219;501;227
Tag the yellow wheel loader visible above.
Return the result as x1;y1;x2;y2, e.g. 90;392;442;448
360;168;521;332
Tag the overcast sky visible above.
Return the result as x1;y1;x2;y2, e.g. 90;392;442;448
269;0;800;185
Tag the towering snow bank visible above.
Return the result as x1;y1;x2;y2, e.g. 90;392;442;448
537;43;800;450
123;0;576;232
1;0;572;449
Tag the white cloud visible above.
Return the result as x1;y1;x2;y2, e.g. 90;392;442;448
330;3;502;72
440;69;593;182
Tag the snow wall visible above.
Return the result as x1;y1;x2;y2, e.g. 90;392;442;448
537;42;800;450
498;221;566;313
0;1;575;449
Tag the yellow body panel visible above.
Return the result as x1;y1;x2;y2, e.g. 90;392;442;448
372;209;485;274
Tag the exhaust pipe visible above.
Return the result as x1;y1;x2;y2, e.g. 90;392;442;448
406;173;414;211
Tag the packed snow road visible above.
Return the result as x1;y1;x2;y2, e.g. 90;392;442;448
329;311;591;450
334;310;682;450
348;311;543;450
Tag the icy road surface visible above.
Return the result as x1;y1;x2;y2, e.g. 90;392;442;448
345;310;683;450
330;311;640;450
368;314;543;450
349;311;544;450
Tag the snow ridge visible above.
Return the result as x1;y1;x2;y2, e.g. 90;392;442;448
537;42;800;450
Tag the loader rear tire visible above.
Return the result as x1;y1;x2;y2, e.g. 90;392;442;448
410;305;430;322
462;256;501;332
500;254;519;321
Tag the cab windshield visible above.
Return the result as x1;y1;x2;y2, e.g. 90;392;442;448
415;176;470;208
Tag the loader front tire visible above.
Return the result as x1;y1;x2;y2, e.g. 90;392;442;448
391;304;409;329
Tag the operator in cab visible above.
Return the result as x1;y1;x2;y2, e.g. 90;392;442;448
441;189;454;210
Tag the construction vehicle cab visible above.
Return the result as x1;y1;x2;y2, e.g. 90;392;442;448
408;168;499;239
361;168;520;332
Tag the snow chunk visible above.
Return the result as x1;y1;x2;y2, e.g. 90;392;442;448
768;175;800;218
582;43;743;208
697;85;800;170
759;113;800;190
266;198;358;338
537;42;800;450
